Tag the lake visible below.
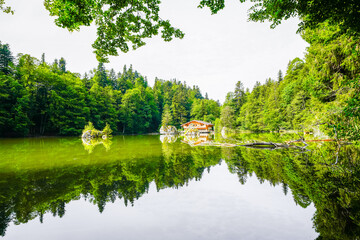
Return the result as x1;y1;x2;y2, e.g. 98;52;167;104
0;134;359;239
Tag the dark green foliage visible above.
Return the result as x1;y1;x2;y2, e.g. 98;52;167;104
39;0;360;61
233;80;246;115
171;86;189;127
199;0;360;35
43;0;184;61
278;70;283;82
41;53;46;65
0;74;31;136
59;57;66;73
95;62;108;87
3;0;360;61
0;41;14;75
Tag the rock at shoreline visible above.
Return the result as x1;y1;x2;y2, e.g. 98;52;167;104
82;130;104;139
160;125;177;135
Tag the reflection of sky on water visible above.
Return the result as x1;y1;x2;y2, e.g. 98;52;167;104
5;163;317;240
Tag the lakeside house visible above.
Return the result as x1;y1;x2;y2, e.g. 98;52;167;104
181;120;214;134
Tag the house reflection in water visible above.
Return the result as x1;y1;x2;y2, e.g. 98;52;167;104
181;134;213;147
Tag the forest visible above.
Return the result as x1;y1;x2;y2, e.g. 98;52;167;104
1;11;359;139
1;19;360;140
0;45;220;136
219;22;360;141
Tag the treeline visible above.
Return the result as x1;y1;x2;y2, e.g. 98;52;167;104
220;22;360;140
0;44;220;136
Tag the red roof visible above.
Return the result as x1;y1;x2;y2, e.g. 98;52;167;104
181;120;214;127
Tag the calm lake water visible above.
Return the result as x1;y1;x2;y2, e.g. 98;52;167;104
1;134;359;239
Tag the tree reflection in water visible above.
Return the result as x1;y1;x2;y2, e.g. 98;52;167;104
82;137;112;153
0;135;359;239
224;142;360;240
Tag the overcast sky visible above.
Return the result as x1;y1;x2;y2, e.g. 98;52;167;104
0;0;308;103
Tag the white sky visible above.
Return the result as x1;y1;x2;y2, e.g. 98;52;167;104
0;0;308;103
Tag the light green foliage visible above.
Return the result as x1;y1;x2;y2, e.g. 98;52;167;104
0;0;13;14
301;23;357;100
83;121;95;133
83;121;113;138
221;22;360;138
102;123;112;136
333;76;360;140
220;105;235;128
300;22;360;138
161;104;172;127
191;98;220;123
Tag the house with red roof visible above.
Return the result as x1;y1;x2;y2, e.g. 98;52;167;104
181;120;214;133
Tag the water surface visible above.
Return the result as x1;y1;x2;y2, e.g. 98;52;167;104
1;134;359;239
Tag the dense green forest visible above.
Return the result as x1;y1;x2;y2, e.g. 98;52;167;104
0;44;220;136
1;19;359;139
2;20;360;140
220;22;360;140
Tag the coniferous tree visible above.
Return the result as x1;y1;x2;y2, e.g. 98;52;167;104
0;42;13;75
109;68;117;90
0;42;220;136
161;104;173;127
59;57;66;72
220;106;235;128
171;87;188;126
278;70;283;82
96;62;108;87
233;81;246;115
52;59;59;71
41;53;46;65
